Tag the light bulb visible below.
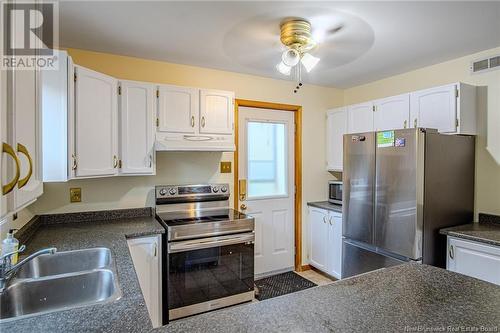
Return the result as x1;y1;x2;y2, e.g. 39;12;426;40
301;53;320;72
282;49;300;67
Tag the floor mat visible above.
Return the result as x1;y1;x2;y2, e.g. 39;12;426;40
254;271;317;301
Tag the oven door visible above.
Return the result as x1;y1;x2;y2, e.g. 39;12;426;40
167;232;255;319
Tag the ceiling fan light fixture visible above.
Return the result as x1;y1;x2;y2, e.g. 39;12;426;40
282;49;300;67
301;53;320;72
276;61;291;76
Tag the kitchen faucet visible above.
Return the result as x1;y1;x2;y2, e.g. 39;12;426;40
0;245;57;292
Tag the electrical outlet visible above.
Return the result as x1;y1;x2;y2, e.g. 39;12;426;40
70;188;82;203
220;161;232;173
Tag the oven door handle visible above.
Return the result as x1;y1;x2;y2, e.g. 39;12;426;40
168;232;255;253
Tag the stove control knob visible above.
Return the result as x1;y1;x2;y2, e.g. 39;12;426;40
169;188;177;195
221;186;228;193
159;189;167;196
213;186;219;193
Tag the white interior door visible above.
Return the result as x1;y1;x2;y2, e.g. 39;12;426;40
238;106;294;277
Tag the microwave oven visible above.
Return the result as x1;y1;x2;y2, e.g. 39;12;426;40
328;180;343;205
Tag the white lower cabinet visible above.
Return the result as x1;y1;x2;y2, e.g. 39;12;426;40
309;207;343;279
127;235;162;327
447;236;500;286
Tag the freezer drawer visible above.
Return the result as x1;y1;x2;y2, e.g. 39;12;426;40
342;239;406;278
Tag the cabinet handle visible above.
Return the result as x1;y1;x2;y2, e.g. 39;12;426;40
404;120;407;129
191;115;195;128
329;217;333;226
153;242;157;257
413;118;418;128
71;154;77;170
322;216;327;224
17;143;33;189
113;155;118;168
449;245;454;259
201;116;206;128
2;143;20;195
149;154;152;168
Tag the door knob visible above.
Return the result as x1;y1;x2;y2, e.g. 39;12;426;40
240;204;247;210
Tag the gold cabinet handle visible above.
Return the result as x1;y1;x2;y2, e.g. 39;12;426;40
240;203;247;210
72;154;77;170
113;155;118;168
17;143;33;189
191;115;195;128
2;143;21;195
201;116;206;128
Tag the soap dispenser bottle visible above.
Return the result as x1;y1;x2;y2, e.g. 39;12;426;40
2;229;19;264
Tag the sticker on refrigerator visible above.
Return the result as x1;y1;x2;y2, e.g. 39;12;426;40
395;137;406;147
377;131;395;148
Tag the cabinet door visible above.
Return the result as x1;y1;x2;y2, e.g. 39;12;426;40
326;108;347;171
127;236;162;327
74;66;118;177
410;84;457;133
447;237;500;286
199;89;234;135
347;102;373;134
327;212;343;279
157;85;198;134
12;65;43;209
309;207;328;271
119;81;155;175
373;94;410;131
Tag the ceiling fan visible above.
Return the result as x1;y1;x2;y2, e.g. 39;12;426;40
276;19;320;77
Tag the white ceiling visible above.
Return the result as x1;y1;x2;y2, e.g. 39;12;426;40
59;1;500;88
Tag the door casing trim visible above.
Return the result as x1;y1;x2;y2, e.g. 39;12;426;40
234;99;303;272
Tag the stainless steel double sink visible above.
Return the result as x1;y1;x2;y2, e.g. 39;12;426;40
0;248;121;322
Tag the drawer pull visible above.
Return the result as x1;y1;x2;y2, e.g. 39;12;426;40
449;245;454;259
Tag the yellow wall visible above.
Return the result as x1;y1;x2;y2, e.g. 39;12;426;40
28;48;344;265
344;46;500;216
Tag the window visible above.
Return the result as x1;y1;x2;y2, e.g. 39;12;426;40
247;121;287;198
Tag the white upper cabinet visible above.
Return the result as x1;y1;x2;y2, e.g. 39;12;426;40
74;66;118;178
373;93;410;131
410;84;457;133
347;102;373;134
410;83;476;134
157;85;198;134
119;81;156;175
11;66;43;209
326;108;347;171
199;89;234;135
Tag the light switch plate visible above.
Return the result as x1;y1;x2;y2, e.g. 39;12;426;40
70;188;81;203
220;161;232;173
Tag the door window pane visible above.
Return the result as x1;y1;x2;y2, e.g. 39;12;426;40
247;121;287;198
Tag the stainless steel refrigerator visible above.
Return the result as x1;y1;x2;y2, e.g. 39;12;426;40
342;128;475;278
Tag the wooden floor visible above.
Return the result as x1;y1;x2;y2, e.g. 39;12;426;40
296;268;336;286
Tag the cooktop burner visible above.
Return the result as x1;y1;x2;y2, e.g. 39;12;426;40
157;209;249;226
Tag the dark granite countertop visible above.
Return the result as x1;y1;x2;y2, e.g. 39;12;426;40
161;264;500;333
307;201;342;213
0;213;164;333
440;222;500;247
